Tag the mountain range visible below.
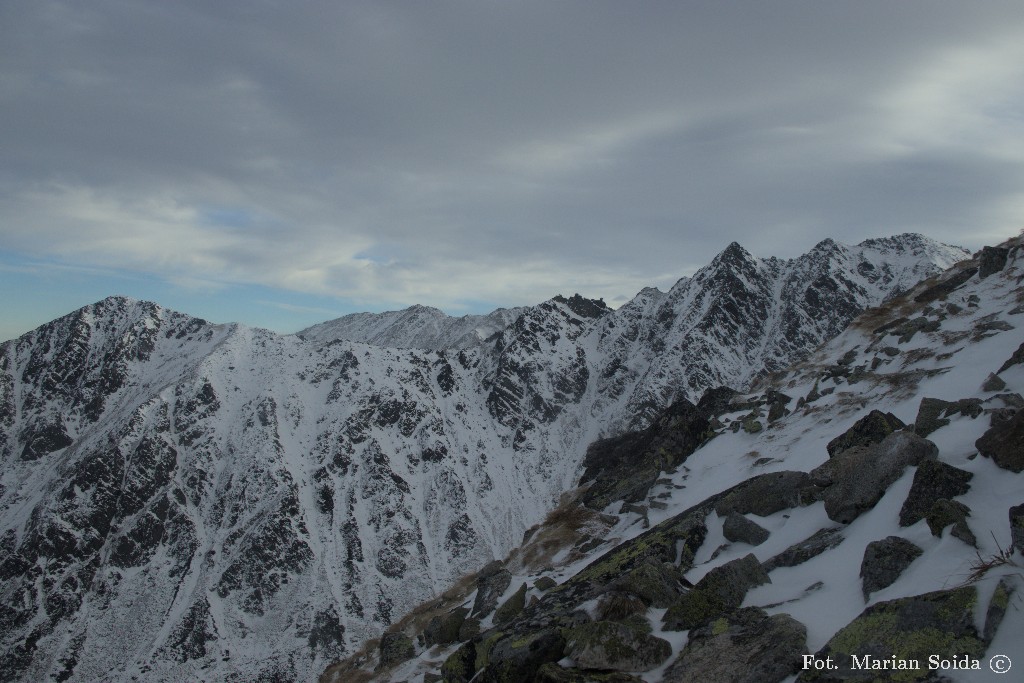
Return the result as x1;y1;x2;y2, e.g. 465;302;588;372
0;234;971;681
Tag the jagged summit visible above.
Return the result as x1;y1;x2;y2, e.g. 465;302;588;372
0;232;973;682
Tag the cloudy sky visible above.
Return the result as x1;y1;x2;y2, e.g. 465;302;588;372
3;1;1024;341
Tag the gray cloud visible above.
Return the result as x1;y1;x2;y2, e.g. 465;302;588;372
2;0;1024;316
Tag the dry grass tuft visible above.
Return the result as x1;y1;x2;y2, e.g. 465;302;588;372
963;535;1020;586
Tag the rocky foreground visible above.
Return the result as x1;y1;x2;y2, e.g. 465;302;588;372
326;237;1024;682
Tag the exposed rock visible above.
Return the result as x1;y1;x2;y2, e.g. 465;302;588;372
535;663;644;682
898;460;973;527
1011;503;1024;555
722;512;770;546
983;372;1007;392
663;554;770;631
377;631;414;670
913;397;982;437
472;562;513;618
859;537;923;599
607;558;687;608
741;414;763;434
925;499;976;546
797;586;985;682
595;591;648;622
479;628;566;682
534;576;557;592
913;265;978;304
826;410;905;457
998;342;1024;373
493;583;527;626
423;607;469;647
762;528;844;572
810;431;938;523
663;607;807;683
984;578;1016;644
564;620;671;672
579;398;713;511
978;245;1009;279
457;617;481;642
975;409;1024;472
714;471;820;518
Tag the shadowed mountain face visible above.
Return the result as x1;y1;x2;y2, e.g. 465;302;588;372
0;235;967;681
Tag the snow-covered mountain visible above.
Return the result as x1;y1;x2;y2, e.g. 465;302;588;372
329;237;1024;683
0;234;967;681
297;304;528;350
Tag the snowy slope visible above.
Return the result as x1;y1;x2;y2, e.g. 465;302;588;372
351;235;1023;683
297;304;527;350
0;235;968;682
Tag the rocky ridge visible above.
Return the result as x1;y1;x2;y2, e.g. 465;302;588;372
331;234;1024;683
0;235;968;681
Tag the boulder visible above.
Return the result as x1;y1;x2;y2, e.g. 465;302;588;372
975;409;1024;472
378;631;415;670
983;372;1007;392
535;663;644;682
722;512;770;546
534;576;557;592
998;341;1024;373
423;607;469;647
978;245;1009;279
984;577;1016;644
663;554;770;631
564;620;672;672
479;628;566;682
595;591;648;622
811;432;938;524
797;586;985;682
472;561;512;617
493;583;527;626
913;397;982;437
607;557;687;608
859;537;923;599
898;460;973;527
925;499;976;546
1011;503;1024;555
762;527;844;572
714;471;820;518
663;607;807;683
826;410;905;457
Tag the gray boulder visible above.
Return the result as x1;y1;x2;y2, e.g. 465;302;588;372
811;431;937;524
762;527;844;572
607;557;688;608
722;512;770;546
976;408;1024;472
913;397;982;437
859;536;923;599
898;460;973;527
797;586;985;682
423;607;469;647
564;620;672;672
826;410;905;457
998;341;1024;373
480;628;566;682
663;607;807;683
535;663;644;682
493;582;527;626
978;245;1009;279
714;471;820;518
926;499;976;546
378;630;415;670
663;554;770;631
472;560;512;617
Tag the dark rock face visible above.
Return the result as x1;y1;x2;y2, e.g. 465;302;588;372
1011;504;1024;555
493;583;527;626
663;554;770;631
722;512;770;546
378;631;415;670
423;608;469;647
663;607;807;683
714;471;820;518
913;397;983;437
925;499;976;546
762;528;845;573
535;663;645;682
975;409;1024;472
998;342;1024;373
810;432;938;524
859;537;923;599
472;562;513;618
579;397;712;511
978;245;1009;279
797;587;985;682
898;460;973;527
913;265;978;304
826;410;905;457
479;628;567;682
563;620;671;672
